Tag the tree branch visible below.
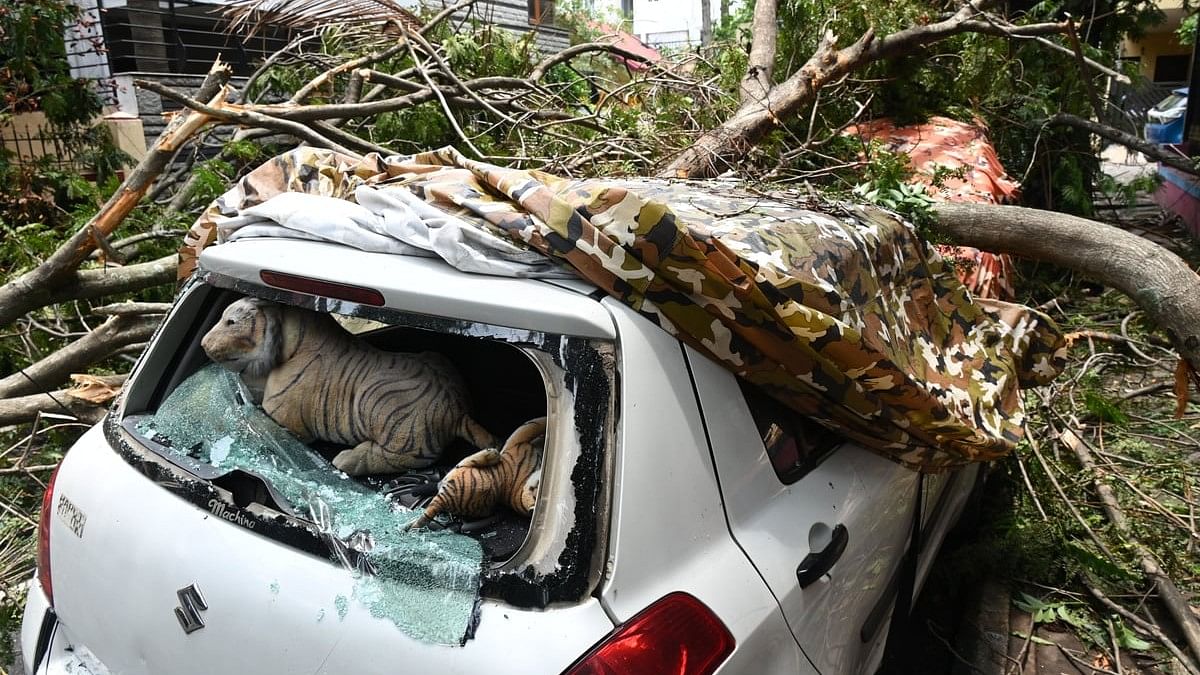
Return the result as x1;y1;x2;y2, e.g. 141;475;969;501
661;0;1108;178
0;388;112;427
931;202;1200;372
528;41;660;81
43;255;178;307
1049;112;1200;177
740;0;778;105
0;315;160;398
1060;428;1200;664
0;61;228;328
134;79;362;157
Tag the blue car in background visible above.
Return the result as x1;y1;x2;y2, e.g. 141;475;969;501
1145;87;1188;145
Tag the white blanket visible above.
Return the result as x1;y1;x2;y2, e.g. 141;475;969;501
214;185;574;278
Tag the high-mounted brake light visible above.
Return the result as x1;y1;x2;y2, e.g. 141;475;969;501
259;270;386;306
564;592;735;675
37;463;62;606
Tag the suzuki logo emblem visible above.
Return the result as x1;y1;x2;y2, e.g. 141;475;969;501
174;584;208;634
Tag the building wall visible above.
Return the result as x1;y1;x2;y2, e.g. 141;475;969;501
1120;0;1192;84
633;0;743;47
458;0;571;52
1122;30;1192;84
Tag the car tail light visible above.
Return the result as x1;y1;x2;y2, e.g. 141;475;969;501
564;593;735;675
37;463;62;606
259;270;386;306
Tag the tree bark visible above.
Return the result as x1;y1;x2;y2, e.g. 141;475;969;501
43;255;178;306
0;255;176;333
931;203;1200;372
0;381;124;427
739;0;777;105
700;0;713;46
0;314;160;398
661;1;1071;178
0;62;228;329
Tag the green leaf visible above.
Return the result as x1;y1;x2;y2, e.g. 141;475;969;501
1111;618;1152;651
1083;391;1129;426
1065;541;1135;582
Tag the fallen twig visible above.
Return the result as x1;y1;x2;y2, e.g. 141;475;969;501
1087;582;1200;675
1059;426;1200;663
1027;423;1120;562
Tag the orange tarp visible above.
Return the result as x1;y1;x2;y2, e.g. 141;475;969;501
848;116;1019;300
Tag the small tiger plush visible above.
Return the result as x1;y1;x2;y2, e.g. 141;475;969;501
407;417;546;529
200;297;497;475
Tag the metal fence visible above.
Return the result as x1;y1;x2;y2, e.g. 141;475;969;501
65;0;295;84
1106;79;1177;133
0;115;85;169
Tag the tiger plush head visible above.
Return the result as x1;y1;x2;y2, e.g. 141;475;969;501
201;297;284;380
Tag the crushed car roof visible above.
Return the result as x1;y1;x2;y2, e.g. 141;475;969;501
182;146;1066;471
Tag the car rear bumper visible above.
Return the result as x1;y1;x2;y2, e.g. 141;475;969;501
20;579;113;675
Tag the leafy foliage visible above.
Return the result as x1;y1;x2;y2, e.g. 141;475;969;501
1177;12;1196;45
846;144;971;240
1015;592;1108;645
704;0;1164;214
0;0;127;233
0;0;101;121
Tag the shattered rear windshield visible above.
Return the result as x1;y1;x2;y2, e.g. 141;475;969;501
137;363;483;645
111;279;616;643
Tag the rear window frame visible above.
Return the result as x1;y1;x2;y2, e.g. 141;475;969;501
107;271;618;609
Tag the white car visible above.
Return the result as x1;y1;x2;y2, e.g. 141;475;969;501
21;237;979;675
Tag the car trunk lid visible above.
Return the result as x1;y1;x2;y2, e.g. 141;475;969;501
45;425;615;675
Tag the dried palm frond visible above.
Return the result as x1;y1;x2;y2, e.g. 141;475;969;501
222;0;425;39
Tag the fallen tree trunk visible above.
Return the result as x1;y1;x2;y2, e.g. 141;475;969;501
0;375;127;428
931;202;1200;372
0;315;160;398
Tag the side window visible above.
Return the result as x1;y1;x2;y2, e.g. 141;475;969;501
737;380;842;484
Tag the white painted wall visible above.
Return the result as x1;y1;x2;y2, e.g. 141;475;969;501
633;0;744;47
65;0;110;82
576;0;633;24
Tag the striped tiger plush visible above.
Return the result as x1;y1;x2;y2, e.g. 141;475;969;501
408;417;546;529
200;297;497;476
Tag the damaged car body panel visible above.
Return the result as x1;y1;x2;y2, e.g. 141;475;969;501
34;426;616;675
23;232;979;675
28;242;620;673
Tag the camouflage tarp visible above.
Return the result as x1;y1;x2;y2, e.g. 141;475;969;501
848;116;1019;300
182;146;1067;471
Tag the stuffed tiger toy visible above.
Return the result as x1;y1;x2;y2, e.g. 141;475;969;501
200;297;497;476
407;417;546;529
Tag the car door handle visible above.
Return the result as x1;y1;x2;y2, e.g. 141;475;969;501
796;523;848;588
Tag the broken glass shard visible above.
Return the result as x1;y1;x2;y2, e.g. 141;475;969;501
137;364;482;644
